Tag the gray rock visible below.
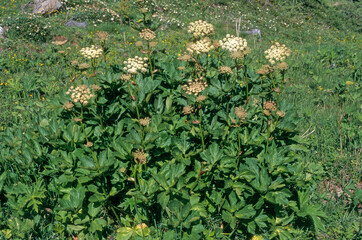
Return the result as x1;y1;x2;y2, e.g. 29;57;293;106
33;0;62;15
64;20;87;28
240;28;262;41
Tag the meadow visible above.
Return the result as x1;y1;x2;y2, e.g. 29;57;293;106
0;0;361;239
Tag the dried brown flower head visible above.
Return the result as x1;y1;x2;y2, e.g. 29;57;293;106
257;65;273;75
120;74;132;81
84;141;94;147
78;63;90;70
135;41;143;47
230;46;251;60
66;85;94;105
263;110;271;116
91;84;101;91
276;62;289;71
97;31;109;41
177;54;192;62
182;77;208;96
234;106;247;123
73;118;82;122
196;95;207;102
177;66;185;70
52;36;68;46
218;66;233;75
140;117;151;126
63;101;74;111
182;105;194;115
276;110;285;118
212;40;220;48
192;120;200;124
149;41;157;47
71;60;79;66
134;149;147;164
263;101;277;112
139;29;156;41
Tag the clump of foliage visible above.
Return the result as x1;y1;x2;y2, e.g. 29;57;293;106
0;19;327;239
4;15;52;42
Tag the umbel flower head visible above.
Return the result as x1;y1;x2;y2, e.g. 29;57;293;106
218;66;233;75
234;106;247;123
96;31;109;41
123;56;148;74
139;28;156;41
66;85;94;105
187;38;214;55
265;42;292;65
80;45;103;59
120;74;132;81
219;34;248;52
263;100;277;116
52;36;68;46
78;63;90;70
134;149;147;164
257;65;273;75
140;117;151;126
182;105;194;115
177;54;192;62
182;77;208;96
196;95;207;102
63;101;74;111
188;20;214;38
276;62;289;71
230;47;251;60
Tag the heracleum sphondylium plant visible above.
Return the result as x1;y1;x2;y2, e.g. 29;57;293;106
0;20;326;240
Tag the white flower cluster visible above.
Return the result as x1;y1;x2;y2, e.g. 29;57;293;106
187;20;214;37
80;45;103;59
187;38;214;55
265;42;292;65
219;34;248;52
66;85;94;105
123;56;148;74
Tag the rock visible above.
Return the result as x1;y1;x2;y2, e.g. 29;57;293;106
33;0;62;15
64;20;87;28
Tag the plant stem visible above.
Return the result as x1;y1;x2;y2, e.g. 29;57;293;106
127;80;144;145
199;110;205;151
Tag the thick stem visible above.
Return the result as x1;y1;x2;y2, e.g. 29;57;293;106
199;110;205;151
127;80;144;145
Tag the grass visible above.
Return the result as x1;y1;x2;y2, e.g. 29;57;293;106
0;0;361;239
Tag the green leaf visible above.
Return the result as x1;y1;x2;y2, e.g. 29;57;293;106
200;142;224;165
88;203;101;218
222;210;236;228
157;192;170;209
116;227;133;240
165;95;173;113
90;218;107;233
296;190;327;232
69;187;85;210
154;95;164;113
235;205;256;219
67;225;86;231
